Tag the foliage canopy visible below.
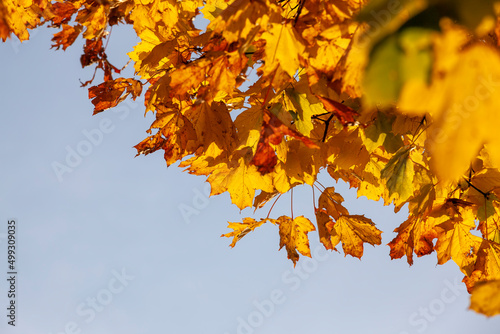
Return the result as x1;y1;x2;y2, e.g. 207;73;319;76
4;0;500;316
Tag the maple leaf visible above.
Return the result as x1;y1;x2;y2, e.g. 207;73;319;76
316;96;358;126
388;215;438;266
135;108;198;166
261;22;306;77
318;187;350;220
14;0;500;317
285;85;326;136
433;212;483;274
404;42;500;182
183;101;238;155
209;0;279;44
207;148;274;210
316;186;350;250
463;240;500;292
380;145;415;204
275;215;316;265
362;27;434;107
361;111;403;154
201;0;229;21
51;24;82;51
253;190;279;210
0;0;46;41
470;279;500;317
88;78;142;114
325;214;382;259
76;3;108;40
49;2;78;28
250;109;318;174
222;217;271;247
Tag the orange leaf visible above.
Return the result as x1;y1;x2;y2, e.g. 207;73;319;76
50;1;78;27
316;96;358;126
51;24;82;50
388;215;437;265
88;78;142;114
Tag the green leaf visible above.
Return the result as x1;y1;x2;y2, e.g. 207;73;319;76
285;88;326;136
362;111;403;153
381;146;415;203
363;27;433;107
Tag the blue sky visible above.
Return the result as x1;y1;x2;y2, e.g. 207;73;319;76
1;20;499;334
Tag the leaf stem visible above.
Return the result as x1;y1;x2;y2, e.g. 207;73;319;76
266;193;282;219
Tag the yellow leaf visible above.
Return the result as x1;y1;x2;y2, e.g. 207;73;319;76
209;0;276;44
262;23;306;77
201;0;229;21
285;83;327;136
184;102;237;154
425;45;500;182
276;215;316;265
433;209;483;273
316;186;350;250
77;4;107;40
464;240;500;292
0;0;43;41
470;279;500;317
330;215;382;259
221;217;270;247
356;157;386;202
380;146;415;204
207;148;274;210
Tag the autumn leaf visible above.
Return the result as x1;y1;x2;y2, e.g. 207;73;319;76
0;0;46;41
207;148;274;210
388;215;438;266
51;24;82;51
327;215;382;259
433;210;483;274
222;217;271;247
76;3;108;40
88;78;142;114
316;96;358;126
470;279;500;317
14;0;500;317
285;84;327;136
261;22;306;77
50;2;79;28
209;0;277;45
316;186;350;250
363;27;434;107
361;111;403;154
318;187;350;220
463;240;500;292
422;44;500;182
201;0;229;21
275;215;316;265
250;109;318;174
380;145;415;204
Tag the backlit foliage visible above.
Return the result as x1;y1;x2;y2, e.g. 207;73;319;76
4;0;500;316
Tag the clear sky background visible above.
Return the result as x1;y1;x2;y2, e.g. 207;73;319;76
1;17;500;334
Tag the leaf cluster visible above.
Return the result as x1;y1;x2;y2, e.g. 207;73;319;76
4;0;500;316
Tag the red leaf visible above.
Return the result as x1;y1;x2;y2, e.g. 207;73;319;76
251;109;318;174
317;96;358;126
